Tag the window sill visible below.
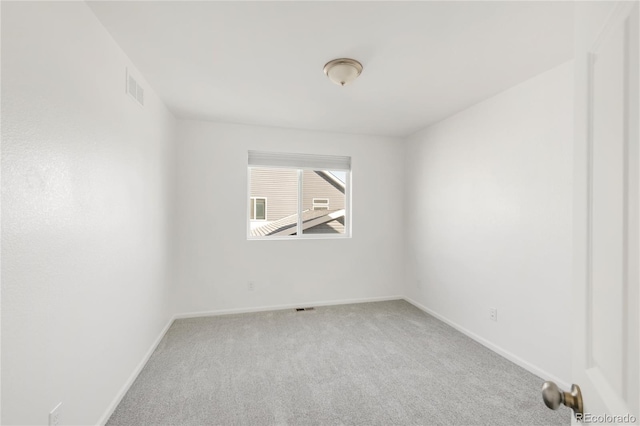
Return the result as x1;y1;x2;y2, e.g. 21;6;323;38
247;234;351;241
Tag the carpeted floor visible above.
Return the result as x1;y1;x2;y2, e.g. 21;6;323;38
107;300;569;425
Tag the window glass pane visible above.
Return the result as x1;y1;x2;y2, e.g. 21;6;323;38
313;198;329;210
255;198;266;220
249;167;298;237
302;170;346;235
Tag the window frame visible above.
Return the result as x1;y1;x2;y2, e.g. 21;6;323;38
247;160;351;240
249;197;267;221
312;198;330;210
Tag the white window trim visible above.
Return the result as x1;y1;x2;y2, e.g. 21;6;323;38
247;162;351;240
297;169;303;236
312;198;330;210
248;151;350;171
250;196;267;221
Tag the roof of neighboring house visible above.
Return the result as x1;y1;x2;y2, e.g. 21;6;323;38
251;209;345;237
316;171;345;194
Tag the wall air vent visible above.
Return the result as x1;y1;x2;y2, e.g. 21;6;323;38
125;68;144;106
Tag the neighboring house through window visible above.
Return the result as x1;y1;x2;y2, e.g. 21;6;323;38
313;198;329;210
248;151;351;238
250;197;267;220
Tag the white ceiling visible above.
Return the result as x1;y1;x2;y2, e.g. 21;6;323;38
88;1;574;137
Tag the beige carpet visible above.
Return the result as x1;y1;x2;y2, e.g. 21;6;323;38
107;300;569;425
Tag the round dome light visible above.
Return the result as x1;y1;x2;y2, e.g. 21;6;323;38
323;58;363;86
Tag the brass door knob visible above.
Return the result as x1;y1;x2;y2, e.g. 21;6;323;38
542;381;584;417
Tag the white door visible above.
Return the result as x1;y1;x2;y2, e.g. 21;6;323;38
570;1;639;423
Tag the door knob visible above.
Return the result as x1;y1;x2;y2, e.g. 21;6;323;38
542;381;584;417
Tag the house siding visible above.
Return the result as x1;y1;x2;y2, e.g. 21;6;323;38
250;168;298;221
302;170;345;212
250;168;345;222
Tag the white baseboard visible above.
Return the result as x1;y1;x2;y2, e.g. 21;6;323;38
97;315;176;425
174;295;404;319
403;297;571;390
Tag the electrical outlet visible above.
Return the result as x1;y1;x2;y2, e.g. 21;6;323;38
248;281;255;291
489;307;498;322
49;403;61;426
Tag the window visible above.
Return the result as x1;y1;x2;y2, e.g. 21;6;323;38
248;151;351;239
313;198;329;210
250;197;267;220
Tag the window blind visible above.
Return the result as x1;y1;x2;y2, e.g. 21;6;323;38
248;150;351;171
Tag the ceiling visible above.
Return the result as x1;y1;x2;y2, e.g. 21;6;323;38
88;1;574;138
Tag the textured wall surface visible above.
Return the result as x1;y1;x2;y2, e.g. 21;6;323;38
173;120;405;315
1;2;176;424
404;61;574;385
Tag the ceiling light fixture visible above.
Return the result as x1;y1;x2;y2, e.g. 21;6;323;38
323;58;363;86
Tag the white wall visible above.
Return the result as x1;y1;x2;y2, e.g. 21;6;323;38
173;121;404;315
404;61;574;385
1;3;176;424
